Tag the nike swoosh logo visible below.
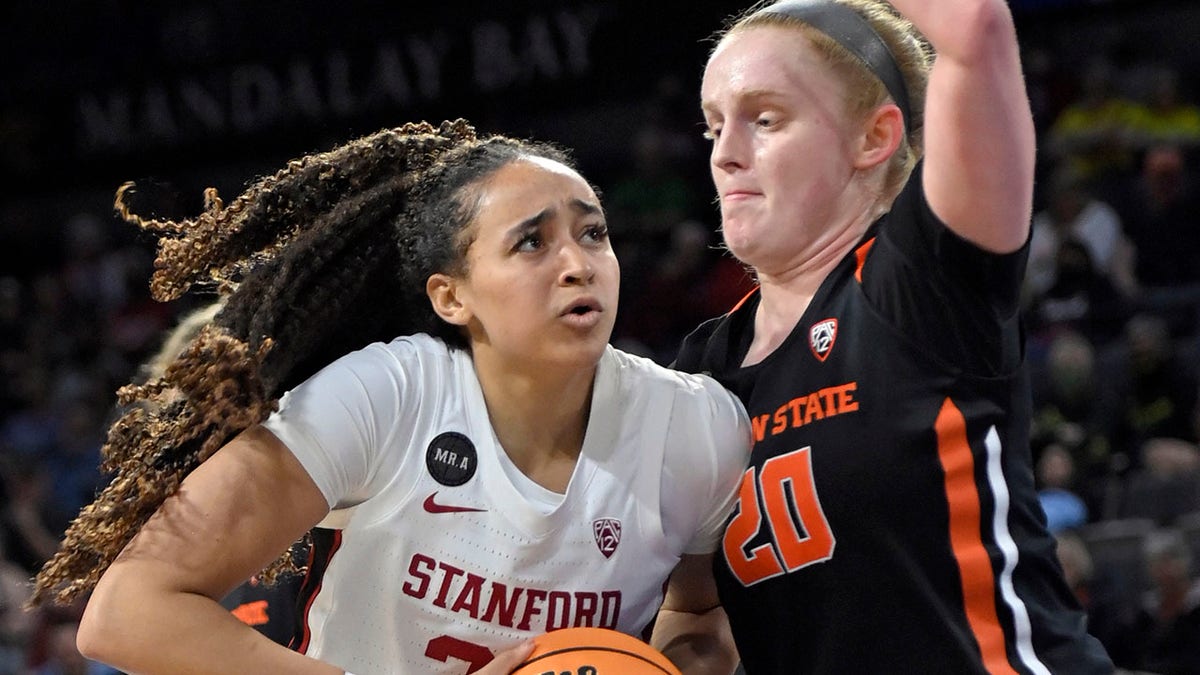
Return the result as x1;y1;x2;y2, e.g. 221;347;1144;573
423;492;486;514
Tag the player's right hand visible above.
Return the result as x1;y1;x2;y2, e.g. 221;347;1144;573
475;639;535;675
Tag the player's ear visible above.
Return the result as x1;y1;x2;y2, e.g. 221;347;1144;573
427;274;471;326
852;103;903;170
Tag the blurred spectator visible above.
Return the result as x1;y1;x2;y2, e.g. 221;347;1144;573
1096;314;1199;469
0;459;65;574
1027;166;1134;301
1031;331;1114;503
607;122;704;294
32;619;119;675
0;534;34;675
0;367;59;463
40;397;107;532
1115;528;1200;675
1114;144;1200;294
22;275;89;370
1026;238;1133;348
1046;57;1145;187
104;253;175;367
1021;44;1076;136
58;214;128;322
1125;67;1200;152
1055;529;1132;659
1119;438;1200;526
616;220;755;363
1038;444;1089;533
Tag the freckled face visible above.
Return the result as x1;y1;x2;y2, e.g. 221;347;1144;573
702;27;860;273
450;157;619;371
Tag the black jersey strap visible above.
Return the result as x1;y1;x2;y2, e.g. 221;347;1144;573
752;0;912;136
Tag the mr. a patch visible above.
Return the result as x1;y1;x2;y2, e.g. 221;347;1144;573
426;431;478;486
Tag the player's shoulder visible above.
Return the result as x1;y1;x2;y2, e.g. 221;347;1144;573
317;334;464;395
351;333;460;369
605;346;742;413
371;332;449;357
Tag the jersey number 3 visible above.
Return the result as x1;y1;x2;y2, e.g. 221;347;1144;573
723;447;835;586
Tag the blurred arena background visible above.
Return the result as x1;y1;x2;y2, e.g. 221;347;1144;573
2;1;1200;673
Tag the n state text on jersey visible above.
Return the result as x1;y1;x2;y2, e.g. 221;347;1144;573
402;552;622;632
749;381;858;443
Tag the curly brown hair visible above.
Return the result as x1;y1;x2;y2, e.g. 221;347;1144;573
30;119;575;607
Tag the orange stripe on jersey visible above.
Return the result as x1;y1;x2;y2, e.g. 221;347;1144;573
935;399;1018;675
854;237;876;283
728;286;760;314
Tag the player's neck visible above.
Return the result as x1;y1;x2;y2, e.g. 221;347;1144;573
745;209;871;366
744;259;834;367
472;357;596;492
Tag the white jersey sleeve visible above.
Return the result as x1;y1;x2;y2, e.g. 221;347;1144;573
660;372;752;555
261;337;428;509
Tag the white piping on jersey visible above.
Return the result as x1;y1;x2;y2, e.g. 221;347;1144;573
984;426;1052;675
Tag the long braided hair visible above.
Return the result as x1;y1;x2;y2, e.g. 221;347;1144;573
31;119;574;606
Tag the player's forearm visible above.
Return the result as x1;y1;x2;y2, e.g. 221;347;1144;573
78;572;340;675
651;606;738;675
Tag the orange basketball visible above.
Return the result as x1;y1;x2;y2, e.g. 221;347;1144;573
509;627;682;675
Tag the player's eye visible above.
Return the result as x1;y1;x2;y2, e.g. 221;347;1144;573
581;224;609;244
513;231;543;252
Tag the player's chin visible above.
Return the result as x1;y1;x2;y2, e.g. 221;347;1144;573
719;220;757;262
551;335;610;369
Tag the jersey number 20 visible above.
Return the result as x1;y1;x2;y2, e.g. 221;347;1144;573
723;447;835;586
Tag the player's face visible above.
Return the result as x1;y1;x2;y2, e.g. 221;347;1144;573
448;157;618;371
702;26;861;275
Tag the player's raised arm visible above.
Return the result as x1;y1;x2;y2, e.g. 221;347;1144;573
891;0;1035;253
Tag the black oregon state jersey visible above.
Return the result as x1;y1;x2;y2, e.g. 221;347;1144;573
676;173;1113;674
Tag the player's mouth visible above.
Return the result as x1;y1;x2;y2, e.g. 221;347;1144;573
559;298;603;328
721;188;762;203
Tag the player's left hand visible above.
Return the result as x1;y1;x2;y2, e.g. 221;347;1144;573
475;639;535;674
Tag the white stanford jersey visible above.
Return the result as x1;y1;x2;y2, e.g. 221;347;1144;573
261;334;750;675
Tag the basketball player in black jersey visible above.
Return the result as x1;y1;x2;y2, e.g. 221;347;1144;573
679;1;1114;672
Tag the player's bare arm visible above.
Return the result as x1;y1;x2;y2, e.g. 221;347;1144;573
651;553;738;675
78;426;337;674
891;0;1035;253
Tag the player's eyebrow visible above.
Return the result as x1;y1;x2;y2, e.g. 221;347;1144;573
703;88;790;115
506;198;603;239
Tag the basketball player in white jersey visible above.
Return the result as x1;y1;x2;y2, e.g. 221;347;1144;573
32;122;749;675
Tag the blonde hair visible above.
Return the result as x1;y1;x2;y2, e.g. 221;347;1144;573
143;302;224;382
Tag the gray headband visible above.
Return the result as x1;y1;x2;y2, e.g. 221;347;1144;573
752;0;912;136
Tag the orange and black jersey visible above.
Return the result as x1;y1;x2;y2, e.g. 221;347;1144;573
676;171;1113;674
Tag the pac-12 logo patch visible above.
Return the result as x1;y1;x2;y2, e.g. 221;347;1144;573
425;431;477;486
593;518;622;558
809;318;838;362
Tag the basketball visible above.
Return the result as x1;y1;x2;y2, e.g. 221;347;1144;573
510;627;682;675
